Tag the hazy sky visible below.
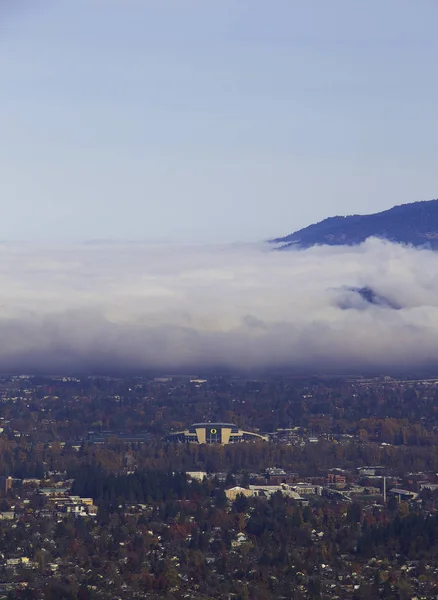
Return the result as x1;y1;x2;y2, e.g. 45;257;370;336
1;1;437;243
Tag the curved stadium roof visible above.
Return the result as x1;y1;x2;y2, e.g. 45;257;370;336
191;423;237;428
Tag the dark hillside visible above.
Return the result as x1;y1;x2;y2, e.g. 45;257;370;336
274;198;438;249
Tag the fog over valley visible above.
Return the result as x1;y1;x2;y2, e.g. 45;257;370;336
0;239;437;374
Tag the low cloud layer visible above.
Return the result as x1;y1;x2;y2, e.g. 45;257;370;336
1;239;438;375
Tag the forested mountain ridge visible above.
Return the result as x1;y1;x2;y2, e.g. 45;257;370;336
273;198;438;249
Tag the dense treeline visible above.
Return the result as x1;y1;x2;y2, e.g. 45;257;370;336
71;467;198;507
358;512;438;560
4;434;438;482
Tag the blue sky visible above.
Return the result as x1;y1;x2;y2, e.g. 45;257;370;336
1;0;437;242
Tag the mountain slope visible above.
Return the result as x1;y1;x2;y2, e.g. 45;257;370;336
274;199;438;249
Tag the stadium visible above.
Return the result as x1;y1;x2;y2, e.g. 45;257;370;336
167;422;268;444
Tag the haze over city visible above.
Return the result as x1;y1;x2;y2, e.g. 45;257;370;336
0;239;437;374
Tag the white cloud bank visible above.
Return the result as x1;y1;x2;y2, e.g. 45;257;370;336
0;238;438;374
